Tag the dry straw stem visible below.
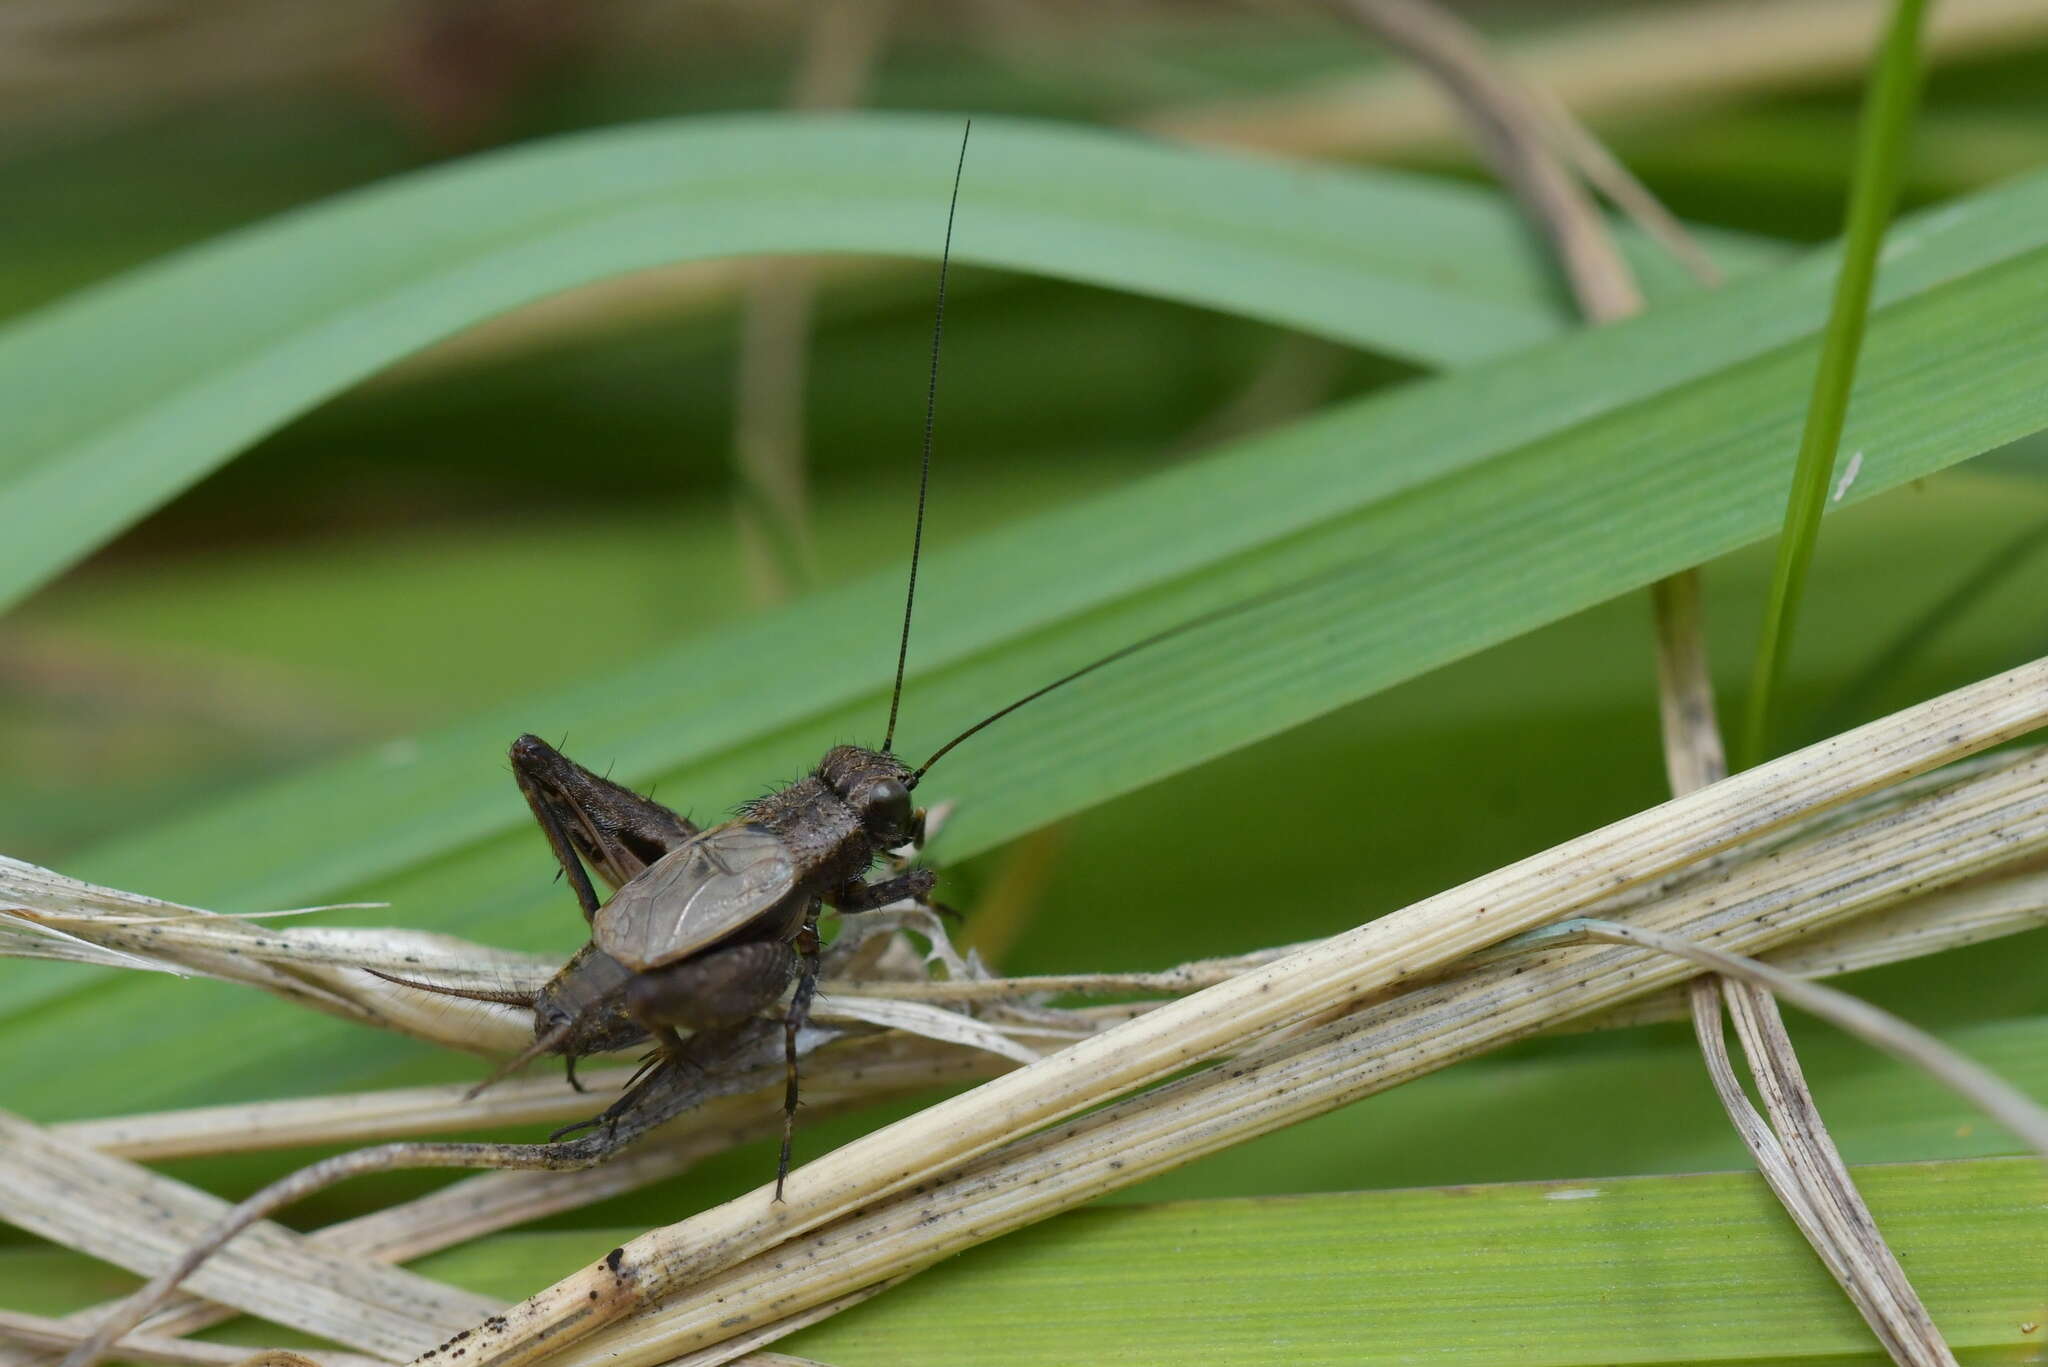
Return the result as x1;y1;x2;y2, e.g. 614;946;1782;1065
0;1310;385;1367
0;866;1087;1069
1681;983;1944;1367
2;1035;991;1367
0;1110;498;1363
45;1069;644;1163
1148;0;2048;160
19;678;2048;1367
561;721;2048;1367
421;657;2048;1367
1587;865;2048;1030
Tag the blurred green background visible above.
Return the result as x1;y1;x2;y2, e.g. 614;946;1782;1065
4;0;2048;1249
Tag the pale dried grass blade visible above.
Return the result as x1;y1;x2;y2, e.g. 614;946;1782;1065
1684;983;1873;1314
811;995;1041;1064
1146;0;2048;160
433;657;2048;1367
0;1111;499;1361
1768;867;2048;976
834;942;1313;1003
1553;919;2048;1158
0;1310;383;1367
1722;983;1951;1367
0;855;547;1054
48;1069;639;1162
560;744;2048;1367
0;910;186;974
1581;865;2048;1029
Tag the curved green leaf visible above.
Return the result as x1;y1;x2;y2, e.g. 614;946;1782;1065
0;111;1772;614
70;166;2048;907
2;169;2044;1117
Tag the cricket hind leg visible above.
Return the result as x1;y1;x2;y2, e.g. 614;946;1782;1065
615;939;798;1114
509;734;700;915
547;1048;681;1142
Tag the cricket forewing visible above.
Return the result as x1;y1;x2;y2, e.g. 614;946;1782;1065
595;824;800;972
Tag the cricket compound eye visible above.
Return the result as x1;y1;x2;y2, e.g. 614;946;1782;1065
861;777;914;841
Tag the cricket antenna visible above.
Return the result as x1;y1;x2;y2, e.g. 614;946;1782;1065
883;119;971;756
910;572;1331;786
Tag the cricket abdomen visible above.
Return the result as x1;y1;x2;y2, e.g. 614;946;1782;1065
624;939;799;1034
536;942;643;1057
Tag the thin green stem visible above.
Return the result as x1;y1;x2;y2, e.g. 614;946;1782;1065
1739;0;1930;769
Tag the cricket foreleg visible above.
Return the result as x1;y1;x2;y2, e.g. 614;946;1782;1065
831;868;961;925
830;867;939;913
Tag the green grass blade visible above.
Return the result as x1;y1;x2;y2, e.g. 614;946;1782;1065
9;1159;2040;1364
3;169;2045;1114
774;1160;2048;1366
0;112;1775;618
69;166;2048;907
1740;0;1931;766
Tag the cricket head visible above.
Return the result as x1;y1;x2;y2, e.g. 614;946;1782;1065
818;744;922;850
